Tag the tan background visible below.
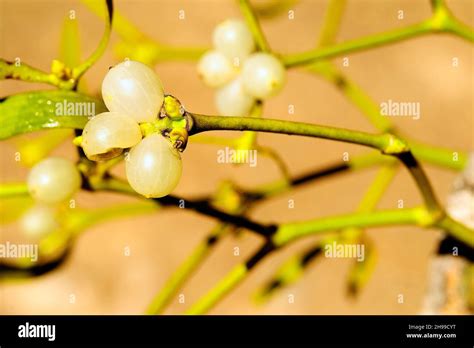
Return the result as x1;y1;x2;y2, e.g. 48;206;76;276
0;0;472;314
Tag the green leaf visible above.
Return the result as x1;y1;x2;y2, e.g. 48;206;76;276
0;90;106;140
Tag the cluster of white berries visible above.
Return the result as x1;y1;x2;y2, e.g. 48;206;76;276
19;60;184;243
82;60;183;198
23;157;81;239
197;19;286;116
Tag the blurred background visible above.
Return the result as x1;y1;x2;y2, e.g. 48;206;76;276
0;0;472;314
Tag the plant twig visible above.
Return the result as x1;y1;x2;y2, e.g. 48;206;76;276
187;206;473;313
307;61;468;171
272;208;423;246
189;113;408;154
189;113;447;217
82;0;206;64
282;8;473;68
238;0;271;52
146;224;232;314
256;145;292;183
308;61;393;132
0;249;71;279
256;159;398;300
145;154;394;314
271;207;473;247
71;0;113;82
92;176;276;237
283;21;433;67
396;152;441;213
0;59;75;90
317;0;347;47
0;183;29;198
186;241;275;314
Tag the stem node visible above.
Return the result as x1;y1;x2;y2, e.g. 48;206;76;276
381;134;409;155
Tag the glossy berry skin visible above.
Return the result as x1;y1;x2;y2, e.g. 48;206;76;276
82;112;142;161
197;50;237;88
126;133;182;198
102;60;164;123
20;205;58;239
241;53;286;99
215;77;254;116
213;19;255;62
27;157;81;204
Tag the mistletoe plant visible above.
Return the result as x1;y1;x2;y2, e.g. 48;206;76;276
0;0;473;315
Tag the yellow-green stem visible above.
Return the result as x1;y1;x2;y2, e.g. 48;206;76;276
146;224;230;314
187;206;473;314
283;8;474;68
238;0;271;52
283;20;433;67
72;0;113;81
190;113;407;154
318;0;347;47
0;183;29;198
186;264;247;314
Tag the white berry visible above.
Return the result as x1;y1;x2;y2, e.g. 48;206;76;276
82;112;142;161
126;133;182;198
241;53;286;99
197;50;237;88
20;205;58;240
213;19;255;62
102;60;164;123
27;157;81;204
215;77;255;116
447;190;474;229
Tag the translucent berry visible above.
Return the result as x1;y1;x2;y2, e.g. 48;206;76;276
27;157;81;204
215;77;255;116
241;53;286;99
82;112;142;161
197;50;237;88
126;133;182;198
102;60;164;123
213;19;255;62
20;205;59;239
